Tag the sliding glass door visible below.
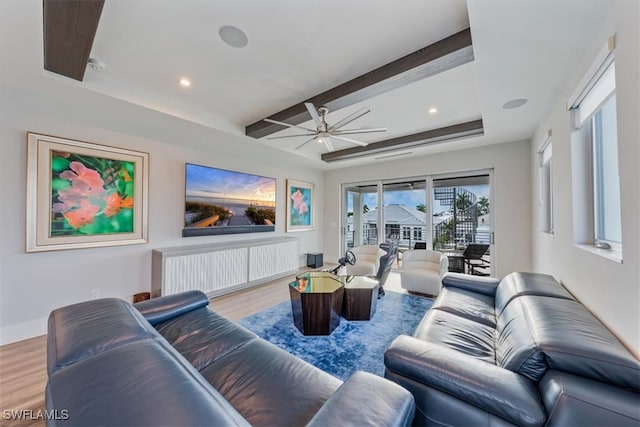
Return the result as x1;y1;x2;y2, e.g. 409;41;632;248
343;178;428;251
342;171;494;276
432;173;493;275
344;184;379;249
382;180;427;250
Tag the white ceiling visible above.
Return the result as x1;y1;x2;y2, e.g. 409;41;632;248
1;0;614;170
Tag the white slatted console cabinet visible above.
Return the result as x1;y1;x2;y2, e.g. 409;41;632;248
151;237;299;297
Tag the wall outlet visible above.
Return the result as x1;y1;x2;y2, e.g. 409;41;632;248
90;289;101;300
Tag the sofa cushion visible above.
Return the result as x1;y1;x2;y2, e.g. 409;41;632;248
200;338;342;426
495;297;548;381
518;296;640;391
431;287;496;327
494;272;574;315
496;294;640;390
414;310;495;364
46;340;250;427
154;307;258;371
47;298;156;375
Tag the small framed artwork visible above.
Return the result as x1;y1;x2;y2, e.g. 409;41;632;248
286;179;314;232
26;132;149;252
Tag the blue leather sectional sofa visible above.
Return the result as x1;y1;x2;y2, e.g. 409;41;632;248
384;272;640;426
45;290;415;426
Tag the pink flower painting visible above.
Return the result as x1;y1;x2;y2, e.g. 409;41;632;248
50;153;135;235
289;185;312;227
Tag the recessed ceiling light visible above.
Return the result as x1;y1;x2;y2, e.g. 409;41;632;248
219;25;249;48
428;107;438;114
502;98;528;109
178;78;191;88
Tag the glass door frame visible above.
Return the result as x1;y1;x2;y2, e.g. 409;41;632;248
342;180;381;250
341;175;432;254
431;169;495;276
341;169;495;276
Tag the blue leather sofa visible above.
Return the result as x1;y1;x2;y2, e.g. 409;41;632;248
46;290;415;426
384;272;640;426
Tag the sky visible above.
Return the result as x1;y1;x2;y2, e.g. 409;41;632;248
185;163;276;203
348;185;489;214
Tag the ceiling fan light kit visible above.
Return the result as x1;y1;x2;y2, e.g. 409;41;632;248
264;102;386;152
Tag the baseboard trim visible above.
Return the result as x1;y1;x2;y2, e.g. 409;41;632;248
1;316;48;346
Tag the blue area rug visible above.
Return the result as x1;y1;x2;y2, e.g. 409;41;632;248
238;290;432;380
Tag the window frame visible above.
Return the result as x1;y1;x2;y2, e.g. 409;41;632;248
538;134;554;235
568;38;622;259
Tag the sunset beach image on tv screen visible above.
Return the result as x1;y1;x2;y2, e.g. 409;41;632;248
184;163;276;230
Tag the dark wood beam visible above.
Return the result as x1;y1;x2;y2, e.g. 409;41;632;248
246;28;473;139
321;119;484;163
43;0;105;81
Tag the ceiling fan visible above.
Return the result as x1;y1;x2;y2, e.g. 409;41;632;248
264;102;386;152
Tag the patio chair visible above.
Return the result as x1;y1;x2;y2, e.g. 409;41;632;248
462;243;490;276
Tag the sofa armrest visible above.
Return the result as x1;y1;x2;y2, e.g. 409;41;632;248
134;290;210;326
540;370;640;426
384;336;545;427
306;371;415;427
442;272;500;296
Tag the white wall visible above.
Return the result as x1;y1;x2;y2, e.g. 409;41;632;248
530;1;639;356
323;140;532;279
0;80;324;345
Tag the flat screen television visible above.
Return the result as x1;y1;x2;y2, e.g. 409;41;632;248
183;163;276;237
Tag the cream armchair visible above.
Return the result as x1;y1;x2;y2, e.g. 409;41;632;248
400;250;448;296
343;244;385;276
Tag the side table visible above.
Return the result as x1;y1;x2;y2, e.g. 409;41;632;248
342;275;379;321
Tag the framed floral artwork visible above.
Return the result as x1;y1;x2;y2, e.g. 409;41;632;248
26;132;149;252
286;179;314;232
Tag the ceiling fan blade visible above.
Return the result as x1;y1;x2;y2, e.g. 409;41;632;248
333;127;387;135
266;133;317;140
324;136;335;152
294;137;317;150
304;102;323;128
328;107;370;131
264;118;316;133
331;134;369;147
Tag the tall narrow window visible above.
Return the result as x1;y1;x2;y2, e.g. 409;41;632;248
592;96;621;244
538;136;554;234
569;40;622;256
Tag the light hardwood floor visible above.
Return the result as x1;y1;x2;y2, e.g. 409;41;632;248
0;269;405;427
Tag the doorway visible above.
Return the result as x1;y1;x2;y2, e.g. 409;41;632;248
432;173;493;275
342;171;494;276
343;179;428;250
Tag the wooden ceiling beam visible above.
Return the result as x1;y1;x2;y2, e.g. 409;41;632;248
43;0;105;81
321;119;484;163
246;28;473;139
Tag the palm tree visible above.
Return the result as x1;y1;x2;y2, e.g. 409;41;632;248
455;193;472;211
477;197;490;216
416;203;426;213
